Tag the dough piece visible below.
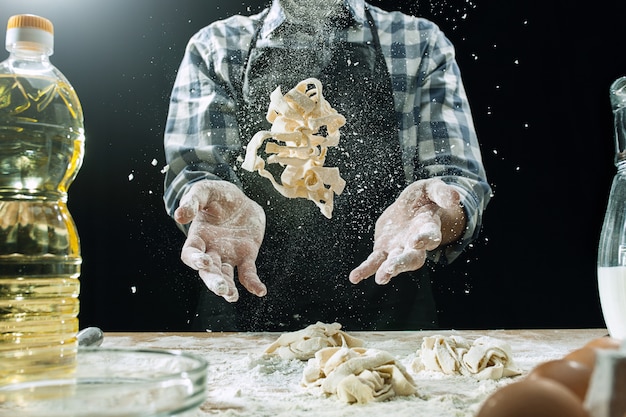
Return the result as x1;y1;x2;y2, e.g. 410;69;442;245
302;345;417;404
411;335;521;380
415;334;470;375
241;78;347;218
264;322;364;360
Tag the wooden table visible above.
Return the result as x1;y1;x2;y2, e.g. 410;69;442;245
103;329;608;417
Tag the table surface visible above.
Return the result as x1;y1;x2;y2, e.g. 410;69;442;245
103;328;608;417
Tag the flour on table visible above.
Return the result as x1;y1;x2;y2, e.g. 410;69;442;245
102;329;609;416
264;321;364;360
412;334;521;380
302;344;417;404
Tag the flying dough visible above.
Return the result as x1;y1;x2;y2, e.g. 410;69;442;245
264;322;364;360
302;344;417;404
411;335;521;380
241;78;347;218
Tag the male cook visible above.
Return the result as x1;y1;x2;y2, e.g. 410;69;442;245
163;0;491;331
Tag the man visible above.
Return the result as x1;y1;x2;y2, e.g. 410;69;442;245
163;0;491;331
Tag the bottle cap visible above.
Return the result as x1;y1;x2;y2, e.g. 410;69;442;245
5;14;54;54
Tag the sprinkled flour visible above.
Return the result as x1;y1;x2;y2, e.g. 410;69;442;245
103;329;607;416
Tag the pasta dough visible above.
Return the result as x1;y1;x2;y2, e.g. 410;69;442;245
264;322;363;360
302;345;417;404
241;78;347;218
411;335;521;380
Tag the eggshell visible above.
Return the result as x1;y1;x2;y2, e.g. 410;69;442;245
526;359;592;401
565;347;597;369
564;337;621;369
476;378;589;417
583;336;621;350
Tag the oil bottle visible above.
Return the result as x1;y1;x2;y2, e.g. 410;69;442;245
0;14;84;384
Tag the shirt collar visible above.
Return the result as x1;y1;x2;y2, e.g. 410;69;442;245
261;0;367;39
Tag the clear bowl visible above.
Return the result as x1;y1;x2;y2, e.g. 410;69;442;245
0;347;208;417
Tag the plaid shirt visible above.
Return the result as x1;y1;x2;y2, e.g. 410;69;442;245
163;0;491;264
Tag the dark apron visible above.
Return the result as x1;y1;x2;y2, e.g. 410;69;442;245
192;9;439;331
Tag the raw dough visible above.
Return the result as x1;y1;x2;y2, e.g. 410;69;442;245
302;345;417;404
264;322;363;360
241;78;347;218
411;335;521;380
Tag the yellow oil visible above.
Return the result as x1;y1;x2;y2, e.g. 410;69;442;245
0;72;84;385
0;268;80;385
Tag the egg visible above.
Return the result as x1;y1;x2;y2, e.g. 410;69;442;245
583;336;621;350
564;347;597;369
564;336;621;369
526;358;592;401
476;378;589;417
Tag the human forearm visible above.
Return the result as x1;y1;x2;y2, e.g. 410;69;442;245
163;39;243;221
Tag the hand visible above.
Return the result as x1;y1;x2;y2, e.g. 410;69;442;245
175;180;267;302
349;178;466;285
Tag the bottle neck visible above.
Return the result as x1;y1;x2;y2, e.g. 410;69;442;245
4;47;53;75
615;107;626;166
7;47;51;62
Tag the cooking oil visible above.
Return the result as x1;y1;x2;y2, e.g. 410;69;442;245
0;15;84;384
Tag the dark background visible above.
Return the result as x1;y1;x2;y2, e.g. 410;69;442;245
1;0;623;331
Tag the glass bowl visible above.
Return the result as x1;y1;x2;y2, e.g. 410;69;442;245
0;347;208;417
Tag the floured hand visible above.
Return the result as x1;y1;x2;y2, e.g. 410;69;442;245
349;178;466;285
175;180;266;302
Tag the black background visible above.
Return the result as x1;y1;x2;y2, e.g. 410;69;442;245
1;0;624;331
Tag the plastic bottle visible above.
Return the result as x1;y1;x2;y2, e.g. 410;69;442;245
597;76;626;340
0;14;84;384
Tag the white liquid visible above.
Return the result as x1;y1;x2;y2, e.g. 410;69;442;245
597;266;626;339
